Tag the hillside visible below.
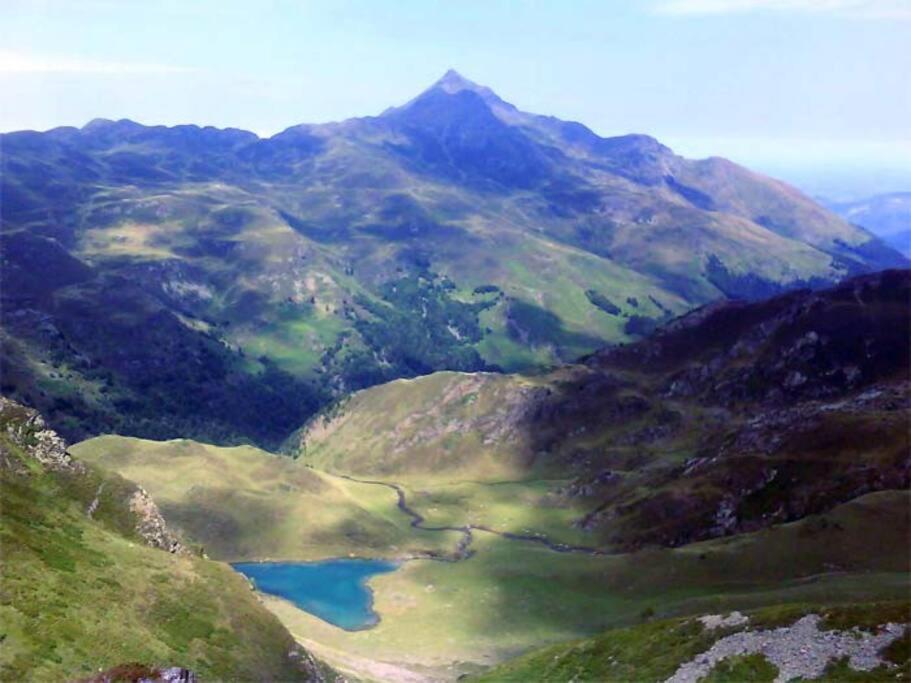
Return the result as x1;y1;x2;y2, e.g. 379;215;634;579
2;71;905;448
72;438;911;681
74;272;911;681
0;397;331;682
478;602;910;682
71;435;461;562
293;269;910;549
824;192;911;258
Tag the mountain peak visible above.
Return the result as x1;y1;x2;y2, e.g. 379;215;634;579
383;68;522;121
433;69;480;92
383;69;511;118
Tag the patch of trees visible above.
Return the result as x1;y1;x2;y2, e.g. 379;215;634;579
0;285;325;450
473;284;501;295
624;315;660;337
507;299;604;352
585;289;621;316
323;273;495;389
705;254;839;301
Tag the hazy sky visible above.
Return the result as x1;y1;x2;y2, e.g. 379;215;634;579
2;0;909;196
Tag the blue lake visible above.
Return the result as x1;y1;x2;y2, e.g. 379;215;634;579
232;559;399;631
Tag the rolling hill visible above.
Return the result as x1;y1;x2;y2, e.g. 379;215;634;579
70;434;461;562
1;70;905;448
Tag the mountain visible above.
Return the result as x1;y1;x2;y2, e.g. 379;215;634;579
823;192;911;257
1;70;905;448
0;397;332;681
292;269;910;549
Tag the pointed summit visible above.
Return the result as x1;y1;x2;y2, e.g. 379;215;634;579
383;69;520;121
433;69;481;93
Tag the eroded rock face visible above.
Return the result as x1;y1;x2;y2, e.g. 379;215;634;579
698;611;749;630
1;395;185;555
0;395;84;474
83;663;198;683
667;614;908;683
129;487;184;555
155;668;197;683
575;381;910;548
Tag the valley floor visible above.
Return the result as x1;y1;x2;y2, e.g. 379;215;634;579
247;491;910;681
72;436;910;682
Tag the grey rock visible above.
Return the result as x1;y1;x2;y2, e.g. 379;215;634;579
666;614;907;683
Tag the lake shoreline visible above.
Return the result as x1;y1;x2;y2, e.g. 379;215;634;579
232;558;399;631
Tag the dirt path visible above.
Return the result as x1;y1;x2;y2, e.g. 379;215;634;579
336;473;608;559
86;481;106;519
293;631;436;683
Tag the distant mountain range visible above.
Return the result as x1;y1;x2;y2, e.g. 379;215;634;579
1;70;905;447
823;192;911;258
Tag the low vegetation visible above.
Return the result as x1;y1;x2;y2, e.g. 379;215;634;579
76;422;911;680
0;399;326;681
72;435;460;561
477;602;910;682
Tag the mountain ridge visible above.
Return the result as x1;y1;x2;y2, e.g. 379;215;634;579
1;71;906;447
293;268;911;549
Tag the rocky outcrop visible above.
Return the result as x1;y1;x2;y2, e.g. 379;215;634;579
667;614;908;683
288;645;343;683
574;379;910;548
83;663;197;682
595;269;910;406
1;396;185;555
0;395;84;474
129;487;185;555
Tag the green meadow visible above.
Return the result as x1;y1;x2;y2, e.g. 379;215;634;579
74;433;910;681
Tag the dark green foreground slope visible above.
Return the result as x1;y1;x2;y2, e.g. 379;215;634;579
478;603;910;682
0;397;331;682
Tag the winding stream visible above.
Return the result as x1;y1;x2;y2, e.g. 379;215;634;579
336;473;609;559
232;474;607;631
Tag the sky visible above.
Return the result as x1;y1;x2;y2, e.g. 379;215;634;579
2;0;909;198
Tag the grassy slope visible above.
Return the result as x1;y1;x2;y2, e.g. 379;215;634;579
294;371;548;482
293;367;909;549
293;271;911;554
60;276;910;679
0;411;324;681
72;435;460;561
476;601;911;683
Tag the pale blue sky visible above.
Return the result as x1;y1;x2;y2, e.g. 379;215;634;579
2;0;909;197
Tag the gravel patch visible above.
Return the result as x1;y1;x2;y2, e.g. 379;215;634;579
698;611;749;630
666;614;907;683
